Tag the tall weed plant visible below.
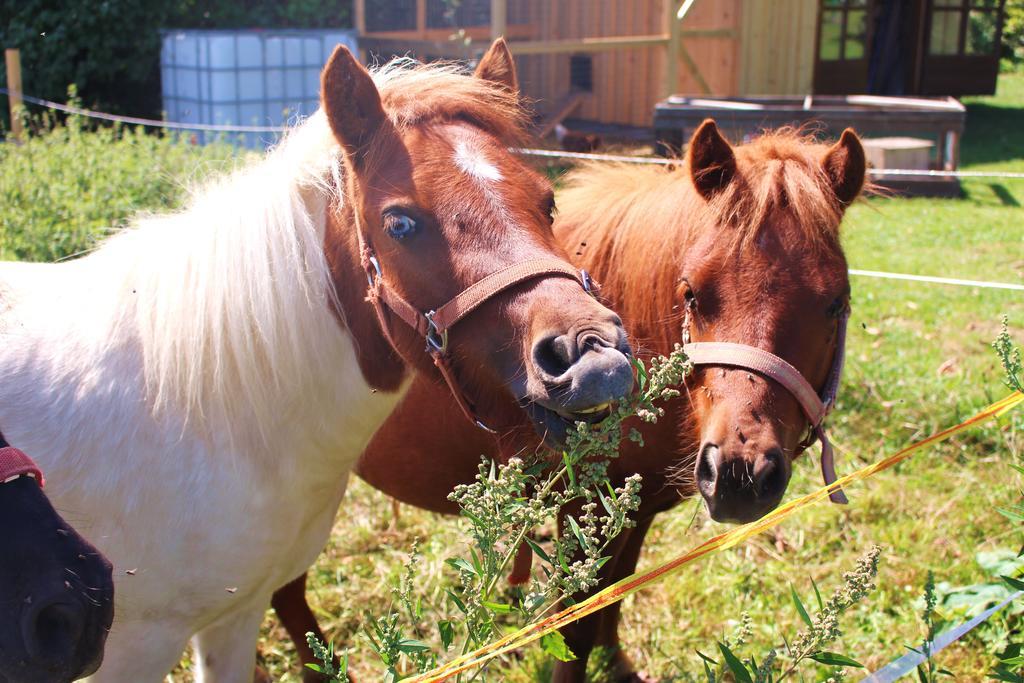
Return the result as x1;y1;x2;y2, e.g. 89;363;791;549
309;346;883;682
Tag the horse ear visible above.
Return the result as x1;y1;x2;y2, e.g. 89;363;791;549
474;38;519;93
822;128;866;207
321;44;387;164
688;119;736;200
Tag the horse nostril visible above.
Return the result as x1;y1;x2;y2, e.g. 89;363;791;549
577;333;602;354
753;449;788;502
532;334;577;379
23;598;86;662
696;443;720;498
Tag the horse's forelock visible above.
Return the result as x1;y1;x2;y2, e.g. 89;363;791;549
370;59;530;148
715;130;848;253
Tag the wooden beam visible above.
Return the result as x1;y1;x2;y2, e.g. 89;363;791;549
354;0;366;62
359;25;535;42
535;91;586;139
491;0;508;39
678;41;711;95
5;49;23;143
666;0;681;98
354;0;365;33
359;36;478;60
845;95;966;111
679;28;735;39
508;34;670;55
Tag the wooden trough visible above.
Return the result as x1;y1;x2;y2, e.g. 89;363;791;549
654;94;967;197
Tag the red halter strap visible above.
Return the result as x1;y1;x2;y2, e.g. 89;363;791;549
0;445;45;487
354;212;594;432
682;307;850;504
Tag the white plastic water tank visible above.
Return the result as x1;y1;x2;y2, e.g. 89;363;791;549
161;29;359;148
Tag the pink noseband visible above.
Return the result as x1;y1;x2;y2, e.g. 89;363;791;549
682;308;850;504
0;446;45;487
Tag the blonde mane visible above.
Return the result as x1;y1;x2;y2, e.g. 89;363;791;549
91;58;526;449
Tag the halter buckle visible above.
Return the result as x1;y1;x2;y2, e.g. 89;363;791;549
424;310;449;354
365;254;382;287
580;269;594;296
474;418;498;434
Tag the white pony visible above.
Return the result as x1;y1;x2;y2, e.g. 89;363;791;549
0;41;632;681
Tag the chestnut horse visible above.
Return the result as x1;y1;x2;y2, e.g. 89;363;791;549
0;430;114;682
0;41;632;681
274;122;866;681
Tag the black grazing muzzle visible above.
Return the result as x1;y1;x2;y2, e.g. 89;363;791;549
0;476;114;683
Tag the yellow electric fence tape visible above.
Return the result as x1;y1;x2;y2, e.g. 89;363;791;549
410;390;1024;682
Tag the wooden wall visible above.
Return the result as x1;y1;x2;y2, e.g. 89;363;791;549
737;0;818;95
511;0;660;127
357;1;827;127
513;0;742;127
673;0;741;97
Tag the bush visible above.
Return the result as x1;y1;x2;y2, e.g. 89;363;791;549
1004;0;1024;64
0;114;242;262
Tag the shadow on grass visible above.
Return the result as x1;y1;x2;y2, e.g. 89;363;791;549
990;183;1021;207
961;181;1022;206
961;102;1024;167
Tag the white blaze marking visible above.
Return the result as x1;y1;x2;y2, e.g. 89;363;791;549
454;139;503;183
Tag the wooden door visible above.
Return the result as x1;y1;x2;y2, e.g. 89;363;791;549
918;0;1005;95
813;0;873;93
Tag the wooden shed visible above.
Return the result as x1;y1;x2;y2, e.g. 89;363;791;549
354;0;1007;127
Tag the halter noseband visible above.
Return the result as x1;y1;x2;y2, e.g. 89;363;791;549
0;430;45;487
355;214;594;432
681;306;850;505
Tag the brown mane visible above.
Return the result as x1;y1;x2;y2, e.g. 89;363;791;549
555;129;853;351
372;59;530;144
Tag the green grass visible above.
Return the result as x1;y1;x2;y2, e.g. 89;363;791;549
2;74;1023;681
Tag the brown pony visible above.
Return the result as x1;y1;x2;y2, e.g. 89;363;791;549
320;40;634;443
273;121;865;682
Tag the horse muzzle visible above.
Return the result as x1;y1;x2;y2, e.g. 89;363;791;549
523;320;634;445
696;442;791;523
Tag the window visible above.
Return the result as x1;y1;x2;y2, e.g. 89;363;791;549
928;0;1001;56
366;0;417;31
426;0;491;29
819;0;870;61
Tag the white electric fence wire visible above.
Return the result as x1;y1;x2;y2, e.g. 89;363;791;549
6;88;1024;180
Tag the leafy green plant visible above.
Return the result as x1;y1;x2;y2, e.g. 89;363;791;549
989;319;1024;679
693;546;881;683
910;571;955;682
991;318;1024;556
304;631;349;682
1003;0;1024;65
0;109;242;262
995;316;1024;394
307;348;691;680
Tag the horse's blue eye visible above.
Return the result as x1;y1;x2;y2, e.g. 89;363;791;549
384;213;417;241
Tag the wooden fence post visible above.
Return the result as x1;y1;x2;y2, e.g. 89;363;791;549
665;1;681;98
5;48;24;142
491;0;508;39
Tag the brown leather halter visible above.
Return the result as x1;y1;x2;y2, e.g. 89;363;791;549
353;211;595;433
681;303;850;504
